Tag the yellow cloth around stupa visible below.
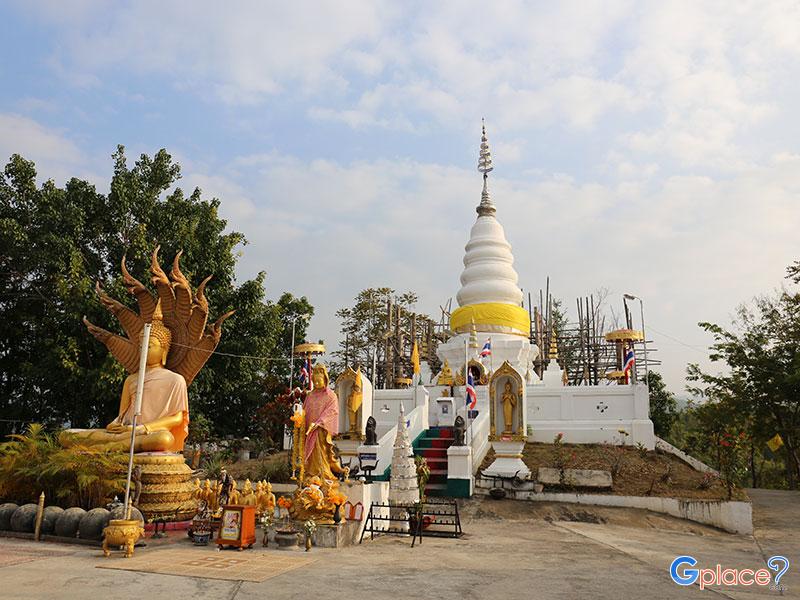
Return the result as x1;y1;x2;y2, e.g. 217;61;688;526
451;302;530;336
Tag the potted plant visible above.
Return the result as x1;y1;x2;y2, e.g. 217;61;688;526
274;496;298;549
328;491;347;524
302;519;316;551
190;501;213;545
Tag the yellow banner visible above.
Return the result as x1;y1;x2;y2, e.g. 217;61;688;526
411;341;420;375
767;433;784;453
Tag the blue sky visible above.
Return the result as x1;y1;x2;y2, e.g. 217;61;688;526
2;1;800;392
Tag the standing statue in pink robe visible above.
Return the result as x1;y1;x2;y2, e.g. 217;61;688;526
303;364;346;484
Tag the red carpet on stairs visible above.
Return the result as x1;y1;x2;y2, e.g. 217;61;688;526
414;426;455;496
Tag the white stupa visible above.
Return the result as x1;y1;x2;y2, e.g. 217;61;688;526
388;404;420;507
438;121;538;376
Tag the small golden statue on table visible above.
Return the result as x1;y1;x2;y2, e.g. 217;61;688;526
290;363;348;524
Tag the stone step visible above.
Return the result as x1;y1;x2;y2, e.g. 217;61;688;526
424;482;447;490
417;448;447;460
416;438;453;449
427;426;454;438
424;483;448;497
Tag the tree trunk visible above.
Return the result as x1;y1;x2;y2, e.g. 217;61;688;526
784;436;799;490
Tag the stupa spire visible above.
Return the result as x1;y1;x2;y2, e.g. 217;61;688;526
450;120;530;337
477;118;495;217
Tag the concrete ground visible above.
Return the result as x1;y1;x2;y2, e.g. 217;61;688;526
0;488;796;600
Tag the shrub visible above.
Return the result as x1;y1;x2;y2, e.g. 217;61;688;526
0;424;127;509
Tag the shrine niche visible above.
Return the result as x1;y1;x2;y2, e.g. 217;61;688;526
454;358;489;386
489;361;524;441
334;366;372;441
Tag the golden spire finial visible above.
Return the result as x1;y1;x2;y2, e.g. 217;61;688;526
549;328;559;361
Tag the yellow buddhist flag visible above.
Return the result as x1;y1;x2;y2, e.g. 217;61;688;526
767;433;784;453
411;340;420;375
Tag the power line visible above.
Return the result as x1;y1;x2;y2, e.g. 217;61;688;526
647;325;709;356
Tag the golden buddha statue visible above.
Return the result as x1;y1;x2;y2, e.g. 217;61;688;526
228;479;240;505
347;368;363;436
501;380;517;434
240;479;257;507
61;247;233;453
257;481;276;516
437;359;454;385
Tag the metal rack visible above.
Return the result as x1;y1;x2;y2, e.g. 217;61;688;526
359;499;463;547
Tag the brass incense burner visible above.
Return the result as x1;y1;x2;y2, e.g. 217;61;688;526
102;519;145;558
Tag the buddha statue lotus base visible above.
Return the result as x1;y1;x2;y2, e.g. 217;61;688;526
482;440;530;479
134;453;197;521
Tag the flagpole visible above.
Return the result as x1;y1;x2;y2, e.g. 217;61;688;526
124;323;151;520
465;337;472;445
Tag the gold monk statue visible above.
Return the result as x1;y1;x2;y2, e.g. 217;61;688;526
256;481;276;517
239;479;257;507
347;368;363;435
62;247;233;453
501;380;517;434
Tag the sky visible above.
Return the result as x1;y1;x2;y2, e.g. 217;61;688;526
1;0;799;394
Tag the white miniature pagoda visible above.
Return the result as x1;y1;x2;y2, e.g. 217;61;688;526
389;404;420;507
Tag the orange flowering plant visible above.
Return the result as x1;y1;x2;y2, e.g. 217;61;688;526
290;409;305;427
277;496;293;510
328;491;347;506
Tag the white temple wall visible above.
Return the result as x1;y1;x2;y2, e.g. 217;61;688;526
372;387;429;439
367;381;656;461
436;332;535;377
526;384;655;449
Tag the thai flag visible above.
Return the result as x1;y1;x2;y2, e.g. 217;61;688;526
298;365;308;386
466;371;477;410
480;339;491;358
622;349;635;374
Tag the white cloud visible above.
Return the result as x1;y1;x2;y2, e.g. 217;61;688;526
28;0;393;105
0;113;100;184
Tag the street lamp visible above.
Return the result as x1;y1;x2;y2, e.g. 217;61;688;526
288;314;310;390
623;293;649;389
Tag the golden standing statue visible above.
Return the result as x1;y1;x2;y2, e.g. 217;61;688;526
347;368;363;436
501;380;517;434
61;247;233;452
303;364;347;483
289;364;348;522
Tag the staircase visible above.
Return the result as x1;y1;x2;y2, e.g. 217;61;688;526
413;426;454;497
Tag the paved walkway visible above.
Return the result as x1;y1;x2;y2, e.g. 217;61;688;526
1;489;796;599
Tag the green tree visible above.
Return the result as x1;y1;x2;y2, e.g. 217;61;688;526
0;148;307;439
646;371;678;439
687;277;800;489
332;287;439;387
